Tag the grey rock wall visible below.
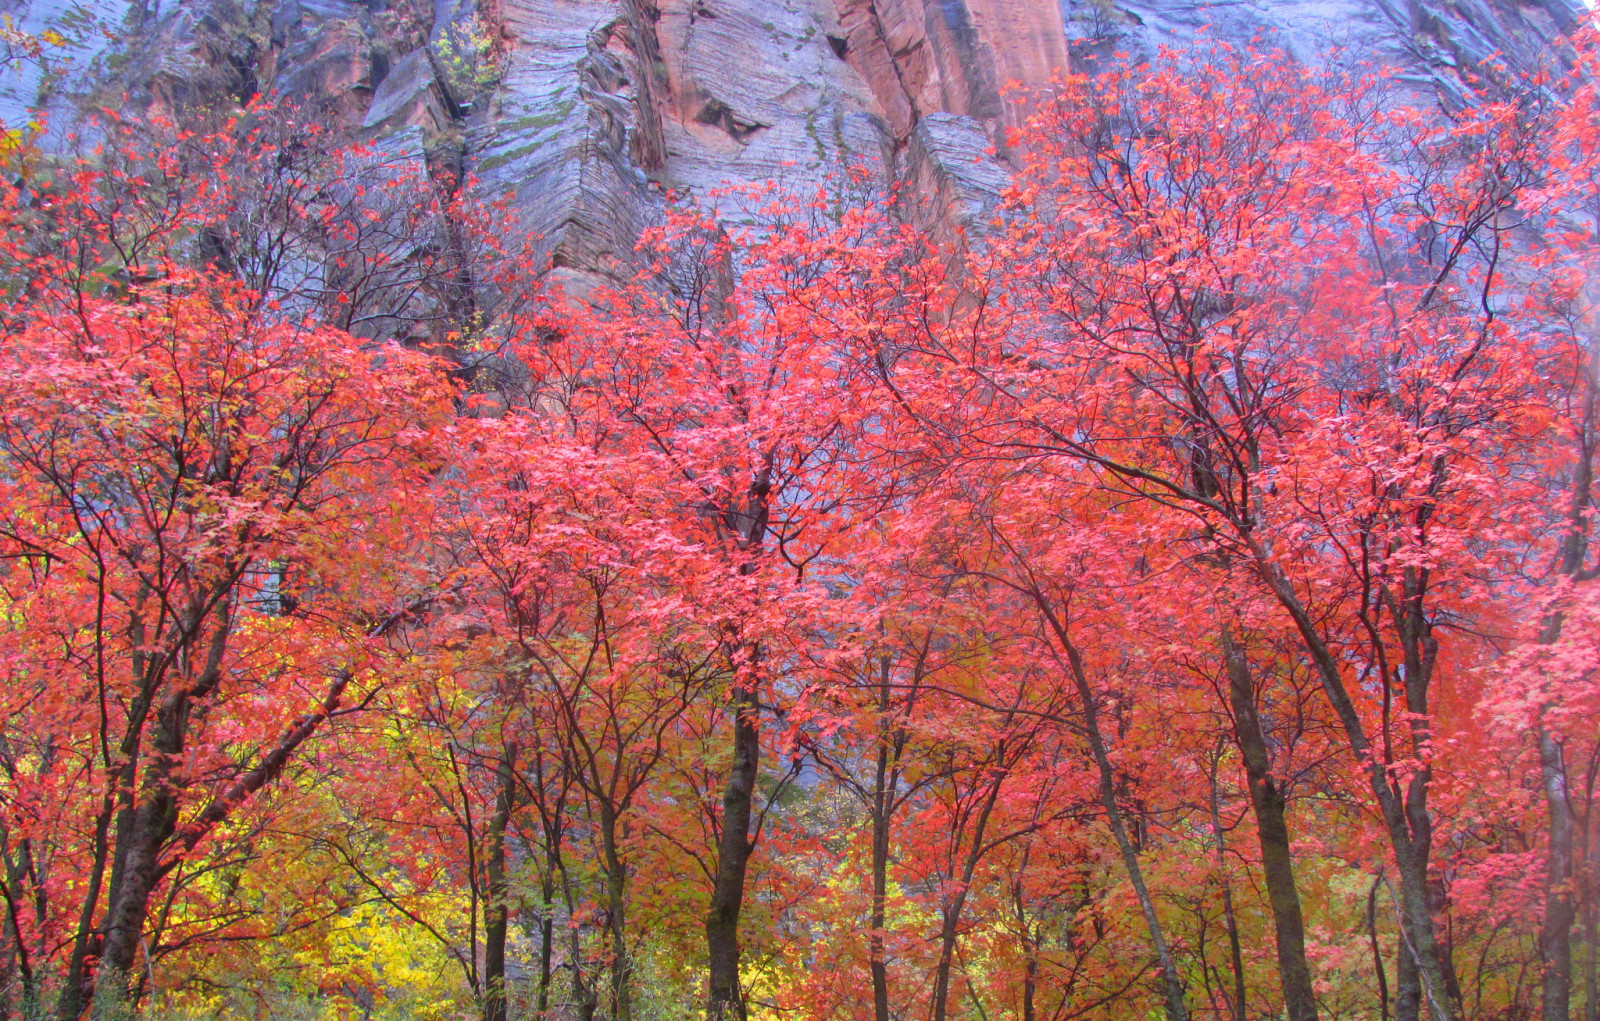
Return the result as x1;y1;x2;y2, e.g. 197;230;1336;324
0;0;1585;283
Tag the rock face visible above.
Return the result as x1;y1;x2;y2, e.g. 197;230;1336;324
0;0;1586;278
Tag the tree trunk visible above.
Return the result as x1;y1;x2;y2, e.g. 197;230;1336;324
90;793;174;1021
483;744;517;1021
1368;876;1391;1021
1206;765;1247;1021
1021;936;1038;1021
705;684;759;1021
0;839;39;1019
929;775;1002;1021
564;867;597;1021
1396;925;1422;1021
1057;635;1188;1021
703;463;772;1021
1223;634;1318;1021
599;803;632;1021
1584;819;1597;1021
1247;549;1457;1021
1010;871;1040;1021
58;752;130;1021
90;679;194;1021
1394;847;1454;1021
536;868;555;1019
870;736;893;1021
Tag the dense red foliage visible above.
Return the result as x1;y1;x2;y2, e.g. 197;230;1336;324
0;35;1597;1021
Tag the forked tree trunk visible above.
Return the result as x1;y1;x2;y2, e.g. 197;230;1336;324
929;777;1002;1021
1247;550;1457;1021
91;795;174;1021
91;678;196;1021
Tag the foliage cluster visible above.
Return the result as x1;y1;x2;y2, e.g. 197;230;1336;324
0;27;1597;1021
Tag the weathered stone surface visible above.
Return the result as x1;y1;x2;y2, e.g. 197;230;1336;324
0;0;1585;284
362;47;448;130
651;0;890;198
903;110;1008;247
834;0;1070;147
467;0;661;279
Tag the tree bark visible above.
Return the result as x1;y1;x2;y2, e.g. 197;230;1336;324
1538;729;1577;1021
90;792;174;1020
55;795;111;1021
1205;764;1247;1021
564;866;598;1021
535;862;556;1019
1056;634;1189;1021
1396;923;1422;1021
1368;875;1391;1021
929;774;1002;1021
483;743;517;1021
1584;820;1597;1021
1222;634;1318;1021
90;673;196;1021
599;803;632;1021
1246;547;1457;1021
703;461;772;1021
870;732;894;1021
705;684;759;1021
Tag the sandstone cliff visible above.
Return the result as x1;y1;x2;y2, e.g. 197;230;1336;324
0;0;1586;281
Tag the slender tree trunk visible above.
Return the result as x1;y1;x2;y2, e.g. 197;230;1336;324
563;868;597;1021
536;865;556;1019
870;737;893;1021
1055;634;1188;1021
1369;876;1391;1021
1206;766;1247;1021
1430;880;1464;1009
483;744;517;1021
1537;350;1595;1021
1535;593;1585;1021
58;761;125;1021
1584;818;1598;1021
929;776;1002;1021
1222;634;1318;1021
704;469;772;1021
0;840;38;1018
1580;812;1593;1021
536;898;554;1017
599;804;632;1021
1021;937;1038;1021
706;684;759;1021
929;913;963;1021
1247;549;1456;1021
1009;871;1040;1021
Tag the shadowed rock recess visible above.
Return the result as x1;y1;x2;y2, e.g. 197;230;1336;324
0;0;1585;278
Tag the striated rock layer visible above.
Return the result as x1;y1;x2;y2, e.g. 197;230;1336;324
0;0;1587;277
